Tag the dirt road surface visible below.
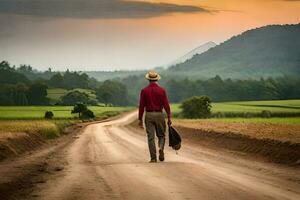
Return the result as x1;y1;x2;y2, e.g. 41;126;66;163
1;111;300;200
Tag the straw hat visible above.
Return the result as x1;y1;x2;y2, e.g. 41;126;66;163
145;71;161;81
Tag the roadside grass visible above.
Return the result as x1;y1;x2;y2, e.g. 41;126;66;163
0;105;133;139
173;117;300;143
0;106;132;120
0;120;77;139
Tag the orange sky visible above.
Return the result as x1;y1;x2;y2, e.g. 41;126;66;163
0;0;300;70
127;0;300;42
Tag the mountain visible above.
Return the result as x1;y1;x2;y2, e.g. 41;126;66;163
167;24;300;79
166;41;216;67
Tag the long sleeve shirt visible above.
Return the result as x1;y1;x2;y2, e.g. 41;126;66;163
138;82;171;120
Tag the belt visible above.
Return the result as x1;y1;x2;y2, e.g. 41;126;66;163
146;110;162;112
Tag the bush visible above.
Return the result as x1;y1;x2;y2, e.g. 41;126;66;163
44;111;54;119
261;110;271;118
81;109;95;119
180;96;212;119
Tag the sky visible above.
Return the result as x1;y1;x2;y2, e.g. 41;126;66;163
0;0;300;71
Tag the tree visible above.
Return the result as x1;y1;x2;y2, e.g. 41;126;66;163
96;80;129;106
48;73;64;88
27;82;49;105
61;91;90;106
71;103;87;118
63;70;89;89
180;96;212;119
0;84;15;105
0;61;29;85
14;83;28;105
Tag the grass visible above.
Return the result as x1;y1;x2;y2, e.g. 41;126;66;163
0;105;132;139
173;118;300;143
171;99;300;114
0;120;77;139
0;106;132;120
0;104;132;139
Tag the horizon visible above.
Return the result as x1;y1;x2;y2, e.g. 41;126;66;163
0;0;300;71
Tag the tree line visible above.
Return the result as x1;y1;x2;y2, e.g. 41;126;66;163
1;61;300;106
0;61;129;106
121;74;300;104
165;75;300;103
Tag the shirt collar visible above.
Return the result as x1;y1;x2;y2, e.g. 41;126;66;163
149;82;158;87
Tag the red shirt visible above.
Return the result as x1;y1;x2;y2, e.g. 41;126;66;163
139;82;171;120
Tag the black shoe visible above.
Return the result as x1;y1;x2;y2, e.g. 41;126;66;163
159;149;164;161
149;159;157;163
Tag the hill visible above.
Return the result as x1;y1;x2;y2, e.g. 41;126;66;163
168;24;300;79
166;41;216;67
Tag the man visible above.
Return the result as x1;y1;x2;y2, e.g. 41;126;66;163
139;71;172;163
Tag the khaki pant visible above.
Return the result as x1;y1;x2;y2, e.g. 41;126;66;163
145;112;166;160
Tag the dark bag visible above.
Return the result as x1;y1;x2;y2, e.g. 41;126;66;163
168;126;182;150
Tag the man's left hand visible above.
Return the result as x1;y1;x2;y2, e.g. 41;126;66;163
138;120;144;129
167;118;172;126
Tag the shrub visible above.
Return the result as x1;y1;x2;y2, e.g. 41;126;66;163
44;111;54;119
180;96;212;119
81;109;95;119
261;110;272;118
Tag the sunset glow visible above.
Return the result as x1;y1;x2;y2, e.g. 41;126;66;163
0;0;299;70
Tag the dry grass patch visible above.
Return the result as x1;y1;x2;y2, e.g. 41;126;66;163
0;120;75;139
174;119;300;143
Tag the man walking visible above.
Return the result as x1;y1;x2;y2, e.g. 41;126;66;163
139;71;172;163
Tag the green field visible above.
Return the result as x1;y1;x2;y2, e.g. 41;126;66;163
171;99;300;114
0;106;132;119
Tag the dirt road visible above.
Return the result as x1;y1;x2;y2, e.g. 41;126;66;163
1;112;300;200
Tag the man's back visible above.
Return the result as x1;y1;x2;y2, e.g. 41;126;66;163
139;82;171;120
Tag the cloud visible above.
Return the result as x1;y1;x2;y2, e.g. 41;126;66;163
0;0;208;19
